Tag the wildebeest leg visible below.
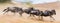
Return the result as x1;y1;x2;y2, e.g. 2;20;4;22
3;9;8;14
3;9;7;12
38;15;40;20
38;16;43;21
40;16;43;21
31;14;35;19
33;14;35;18
13;12;16;16
31;14;35;18
50;16;55;22
32;14;35;17
19;12;22;16
28;14;32;17
3;10;9;15
29;14;31;17
28;14;32;18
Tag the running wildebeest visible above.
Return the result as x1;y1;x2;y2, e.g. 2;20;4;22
24;7;43;19
24;7;34;14
40;9;56;21
30;9;43;19
3;7;24;16
24;7;37;17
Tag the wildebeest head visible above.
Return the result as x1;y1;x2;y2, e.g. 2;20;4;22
51;9;56;15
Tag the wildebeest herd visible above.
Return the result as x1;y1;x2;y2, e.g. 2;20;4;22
3;7;56;22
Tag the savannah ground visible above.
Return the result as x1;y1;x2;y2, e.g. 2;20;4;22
0;2;60;23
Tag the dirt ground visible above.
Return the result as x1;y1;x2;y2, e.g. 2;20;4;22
0;3;60;23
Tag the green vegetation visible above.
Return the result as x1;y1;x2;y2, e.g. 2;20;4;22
0;0;11;3
26;2;32;6
25;1;33;7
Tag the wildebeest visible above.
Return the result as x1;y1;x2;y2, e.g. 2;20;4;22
24;7;43;19
23;7;39;17
30;9;43;19
3;7;24;16
40;9;56;21
24;7;34;14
